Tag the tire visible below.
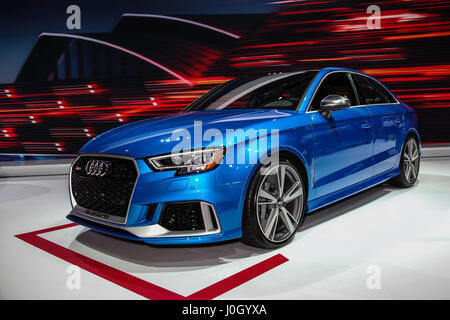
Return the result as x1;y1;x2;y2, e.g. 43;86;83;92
390;136;420;188
242;159;306;249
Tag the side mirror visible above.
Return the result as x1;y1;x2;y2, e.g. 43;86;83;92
320;94;351;119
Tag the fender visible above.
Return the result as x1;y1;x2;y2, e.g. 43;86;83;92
237;143;314;223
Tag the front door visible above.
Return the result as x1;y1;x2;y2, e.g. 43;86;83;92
308;72;374;198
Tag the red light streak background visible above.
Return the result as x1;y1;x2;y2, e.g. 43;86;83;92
0;0;449;154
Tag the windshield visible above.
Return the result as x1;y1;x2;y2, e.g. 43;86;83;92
184;71;318;112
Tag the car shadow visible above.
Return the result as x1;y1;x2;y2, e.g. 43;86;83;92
71;181;406;270
300;182;394;232
72;229;268;270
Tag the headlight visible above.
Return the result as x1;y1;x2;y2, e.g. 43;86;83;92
146;147;225;175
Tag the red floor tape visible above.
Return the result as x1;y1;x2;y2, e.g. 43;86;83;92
15;223;289;300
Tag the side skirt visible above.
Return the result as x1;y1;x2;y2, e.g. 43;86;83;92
306;167;401;214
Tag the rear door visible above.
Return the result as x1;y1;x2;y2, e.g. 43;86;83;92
309;71;374;198
351;73;402;176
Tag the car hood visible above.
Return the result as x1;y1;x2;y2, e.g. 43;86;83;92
80;109;295;158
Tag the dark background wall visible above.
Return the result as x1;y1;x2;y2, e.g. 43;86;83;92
0;0;449;156
0;0;272;84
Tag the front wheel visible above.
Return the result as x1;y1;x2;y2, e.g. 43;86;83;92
242;160;306;249
390;136;420;188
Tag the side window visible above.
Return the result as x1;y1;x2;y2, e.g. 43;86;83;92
352;74;396;105
310;72;357;111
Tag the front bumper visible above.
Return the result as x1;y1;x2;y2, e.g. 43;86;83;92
68;155;250;245
68;200;223;240
67;209;232;245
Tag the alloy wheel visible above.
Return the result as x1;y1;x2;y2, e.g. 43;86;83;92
255;163;304;243
403;138;419;184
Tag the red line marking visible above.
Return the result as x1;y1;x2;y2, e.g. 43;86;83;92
28;222;78;235
16;224;183;300
15;223;289;300
188;254;289;300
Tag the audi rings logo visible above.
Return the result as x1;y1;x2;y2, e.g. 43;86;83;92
85;160;110;177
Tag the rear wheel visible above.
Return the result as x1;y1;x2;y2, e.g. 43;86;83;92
242;160;306;249
390;136;420;188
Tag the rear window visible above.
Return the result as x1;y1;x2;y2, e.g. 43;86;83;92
352;74;397;105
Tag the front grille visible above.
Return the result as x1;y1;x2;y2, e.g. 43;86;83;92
160;202;205;231
71;155;138;223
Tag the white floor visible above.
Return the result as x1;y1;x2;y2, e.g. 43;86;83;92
0;157;449;299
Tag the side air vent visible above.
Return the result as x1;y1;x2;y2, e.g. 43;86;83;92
159;201;220;232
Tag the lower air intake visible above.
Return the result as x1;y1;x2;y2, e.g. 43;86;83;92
159;202;206;232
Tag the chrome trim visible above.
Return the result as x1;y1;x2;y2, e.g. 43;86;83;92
69;153;140;225
305;70;400;114
201;202;216;232
69;201;222;238
84;159;110;176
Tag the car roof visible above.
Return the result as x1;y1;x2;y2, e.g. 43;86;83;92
242;67;367;81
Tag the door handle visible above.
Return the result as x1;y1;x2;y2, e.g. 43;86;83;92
361;121;372;130
394;117;402;125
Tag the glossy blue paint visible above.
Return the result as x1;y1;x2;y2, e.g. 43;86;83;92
68;67;420;245
308;106;373;198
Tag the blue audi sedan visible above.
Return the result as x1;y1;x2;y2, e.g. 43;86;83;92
67;67;420;248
